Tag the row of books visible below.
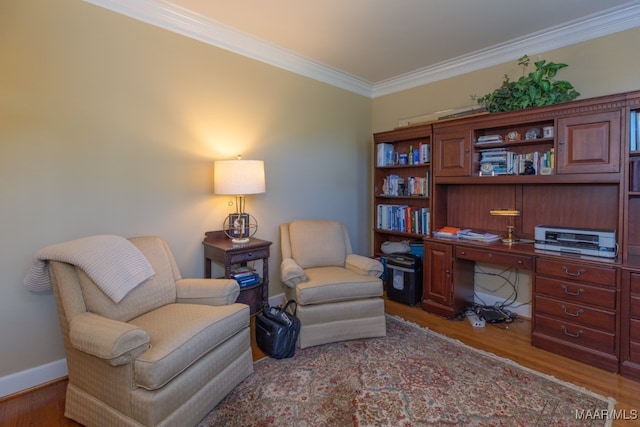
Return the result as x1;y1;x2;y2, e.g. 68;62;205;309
630;158;640;192
230;266;260;288
376;142;430;166
381;173;430;196
478;148;554;175
377;205;430;235
630;111;640;152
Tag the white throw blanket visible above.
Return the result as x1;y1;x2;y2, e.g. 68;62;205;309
24;235;155;303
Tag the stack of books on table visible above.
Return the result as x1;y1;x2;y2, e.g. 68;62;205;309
231;266;260;288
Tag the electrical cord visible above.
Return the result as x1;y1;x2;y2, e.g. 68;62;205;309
473;265;532;312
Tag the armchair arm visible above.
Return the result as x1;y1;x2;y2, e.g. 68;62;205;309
281;257;308;288
175;278;240;306
69;313;150;366
345;254;384;277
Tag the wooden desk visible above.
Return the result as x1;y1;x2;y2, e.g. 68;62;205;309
203;231;272;314
423;236;621;372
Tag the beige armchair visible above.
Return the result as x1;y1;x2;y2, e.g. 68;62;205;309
47;236;253;427
280;219;386;349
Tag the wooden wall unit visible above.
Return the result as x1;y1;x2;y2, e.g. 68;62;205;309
373;90;640;377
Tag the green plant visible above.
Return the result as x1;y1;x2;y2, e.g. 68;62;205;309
473;55;580;113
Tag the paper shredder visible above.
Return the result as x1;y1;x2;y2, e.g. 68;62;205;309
385;253;422;306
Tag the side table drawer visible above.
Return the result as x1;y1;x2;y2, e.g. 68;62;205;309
227;247;270;264
455;247;533;270
537;258;616;287
536;276;616;309
535;295;615;331
534;314;616;354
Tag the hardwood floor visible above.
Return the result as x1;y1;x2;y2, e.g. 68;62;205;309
2;300;639;426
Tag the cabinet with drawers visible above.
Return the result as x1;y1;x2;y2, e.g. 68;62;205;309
532;257;619;372
621;268;640;380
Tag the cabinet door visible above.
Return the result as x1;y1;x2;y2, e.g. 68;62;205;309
423;242;453;307
556;111;621;174
434;131;471;177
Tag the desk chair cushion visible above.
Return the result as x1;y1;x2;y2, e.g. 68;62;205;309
293;266;383;305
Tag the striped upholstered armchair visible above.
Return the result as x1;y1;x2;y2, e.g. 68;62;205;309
280;219;386;349
42;235;252;427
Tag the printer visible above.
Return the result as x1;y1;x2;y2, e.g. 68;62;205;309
534;225;617;258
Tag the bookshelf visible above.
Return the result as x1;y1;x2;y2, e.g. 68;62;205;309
373;124;432;257
626;91;640;258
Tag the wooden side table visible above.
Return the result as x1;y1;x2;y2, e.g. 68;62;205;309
202;230;272;314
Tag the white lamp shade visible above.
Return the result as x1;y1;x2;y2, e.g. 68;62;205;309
214;159;266;195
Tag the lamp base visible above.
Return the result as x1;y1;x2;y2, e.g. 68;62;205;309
231;237;251;244
223;213;258;243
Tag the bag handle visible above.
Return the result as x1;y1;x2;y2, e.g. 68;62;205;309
281;299;297;315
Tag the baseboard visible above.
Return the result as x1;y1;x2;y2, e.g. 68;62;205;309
474;291;531;319
0;358;68;399
0;296;287;399
0;294;287;399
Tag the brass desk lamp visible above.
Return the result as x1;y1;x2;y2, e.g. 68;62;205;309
490;209;520;244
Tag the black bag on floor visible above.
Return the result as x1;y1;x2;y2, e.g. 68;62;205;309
255;300;300;359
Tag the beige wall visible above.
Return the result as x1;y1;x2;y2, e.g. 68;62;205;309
2;0;639;391
373;27;640;132
0;0;371;380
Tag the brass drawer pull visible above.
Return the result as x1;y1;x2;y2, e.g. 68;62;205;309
561;266;586;277
561;325;584;338
561;285;584;296
561;305;584;317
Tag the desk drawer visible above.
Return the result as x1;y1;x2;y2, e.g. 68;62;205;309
455;247;533;270
632;318;640;341
227;247;269;264
631;272;640;293
632;294;640;318
536;258;616;287
535;276;616;309
534;314;616;354
535;295;615;331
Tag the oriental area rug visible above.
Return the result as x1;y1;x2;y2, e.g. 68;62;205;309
199;316;615;427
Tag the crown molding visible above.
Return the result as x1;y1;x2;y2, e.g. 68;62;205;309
372;2;640;97
83;0;373;97
85;0;640;99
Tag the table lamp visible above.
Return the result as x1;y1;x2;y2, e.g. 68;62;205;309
214;156;265;244
490;209;520;244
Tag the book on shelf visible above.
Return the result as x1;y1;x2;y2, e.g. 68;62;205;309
631;111;639;152
478;147;554;176
376;143;394;166
382;173;429;196
230;266;260;286
476;135;504;144
420;142;430;163
236;274;260;288
231;266;255;276
631;158;640;192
